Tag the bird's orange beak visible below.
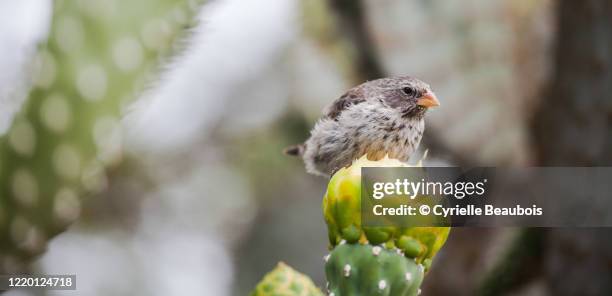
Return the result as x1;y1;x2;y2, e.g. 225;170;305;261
416;91;440;108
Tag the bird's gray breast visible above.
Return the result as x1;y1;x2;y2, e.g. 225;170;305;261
338;101;424;162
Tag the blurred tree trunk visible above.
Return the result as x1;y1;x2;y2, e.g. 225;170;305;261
327;0;385;82
532;0;612;295
533;0;612;164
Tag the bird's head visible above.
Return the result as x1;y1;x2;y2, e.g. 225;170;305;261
366;76;440;119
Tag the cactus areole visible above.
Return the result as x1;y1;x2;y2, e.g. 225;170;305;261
325;243;425;296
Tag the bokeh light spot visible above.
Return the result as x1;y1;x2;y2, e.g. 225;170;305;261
11;168;39;207
8;120;36;157
53;187;81;224
40;93;72;133
77;64;108;101
10;216;44;252
32;50;56;89
112;37;144;72
93;116;122;165
54;15;84;54
53;143;82;180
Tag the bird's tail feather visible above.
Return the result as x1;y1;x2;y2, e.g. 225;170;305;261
283;144;305;157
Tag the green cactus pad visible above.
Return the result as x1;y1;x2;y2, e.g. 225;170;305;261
0;0;201;272
322;156;450;266
325;243;425;296
251;262;324;296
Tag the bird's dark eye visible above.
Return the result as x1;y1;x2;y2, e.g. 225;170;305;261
402;87;417;97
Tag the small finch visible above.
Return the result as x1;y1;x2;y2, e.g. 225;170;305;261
285;76;440;177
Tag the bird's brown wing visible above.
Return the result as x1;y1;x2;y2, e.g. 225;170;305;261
283;87;366;157
324;87;366;120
